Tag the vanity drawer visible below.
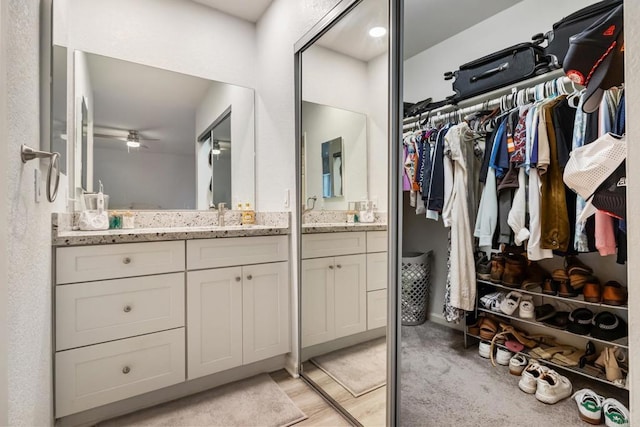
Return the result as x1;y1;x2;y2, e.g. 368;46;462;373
187;235;288;270
366;231;387;253
367;252;388;291
55;328;185;418
56;241;185;284
302;232;366;259
56;273;185;351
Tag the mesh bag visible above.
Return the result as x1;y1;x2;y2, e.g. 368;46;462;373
401;251;432;326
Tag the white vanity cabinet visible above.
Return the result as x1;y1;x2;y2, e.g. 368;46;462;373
54;241;187;417
302;231;387;347
187;236;290;380
54;235;291;419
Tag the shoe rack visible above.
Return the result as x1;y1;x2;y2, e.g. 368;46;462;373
465;279;629;390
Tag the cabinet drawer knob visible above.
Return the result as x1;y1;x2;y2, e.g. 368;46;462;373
123;305;132;313
246;274;253;280
235;276;241;282
122;366;131;374
122;257;132;265
336;264;342;269
329;265;334;270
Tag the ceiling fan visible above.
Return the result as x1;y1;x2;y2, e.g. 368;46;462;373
93;127;159;150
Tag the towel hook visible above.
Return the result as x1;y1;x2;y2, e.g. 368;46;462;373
20;144;60;202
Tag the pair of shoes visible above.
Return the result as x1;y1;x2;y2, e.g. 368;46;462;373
573;389;629;426
551;269;582;298
587;281;628;305
519;362;572;404
509;354;528;375
476;253;492;280
479;341;513;365
497;292;534;318
478;341;492;358
490;250;528;287
521;261;550;289
594;346;626;384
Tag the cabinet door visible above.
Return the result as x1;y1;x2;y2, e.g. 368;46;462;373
367;252;388;291
334;254;367;339
187;267;243;380
301;258;335;347
242;262;290;364
367;289;387;330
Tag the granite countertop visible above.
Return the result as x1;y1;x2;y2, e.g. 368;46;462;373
52;211;291;246
302;222;387;234
53;224;290;246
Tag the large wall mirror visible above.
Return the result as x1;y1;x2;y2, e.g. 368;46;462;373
52;0;255;211
296;0;389;425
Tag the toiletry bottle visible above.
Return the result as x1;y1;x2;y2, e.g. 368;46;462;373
242;203;256;225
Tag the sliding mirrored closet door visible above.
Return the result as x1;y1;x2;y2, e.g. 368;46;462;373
397;0;630;426
295;0;390;425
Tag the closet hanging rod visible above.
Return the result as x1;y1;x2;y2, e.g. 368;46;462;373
403;69;569;130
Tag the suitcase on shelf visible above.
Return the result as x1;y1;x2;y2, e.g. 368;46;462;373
444;42;550;102
532;0;623;68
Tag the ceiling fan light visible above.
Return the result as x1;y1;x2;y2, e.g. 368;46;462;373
126;140;141;148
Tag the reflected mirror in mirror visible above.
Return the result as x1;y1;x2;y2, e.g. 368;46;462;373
61;50;255;210
52;45;67;174
322;137;343;198
298;0;389;425
80;97;88;190
302;101;368;209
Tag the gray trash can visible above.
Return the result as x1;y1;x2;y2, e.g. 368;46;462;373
401;251;432;326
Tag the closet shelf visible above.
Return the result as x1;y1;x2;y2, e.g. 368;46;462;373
477;279;629;311
466;333;629;391
476;307;629;349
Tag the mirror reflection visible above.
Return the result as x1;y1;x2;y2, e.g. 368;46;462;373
299;0;389;425
53;49;255;210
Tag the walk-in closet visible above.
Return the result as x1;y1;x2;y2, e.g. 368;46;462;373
398;0;630;425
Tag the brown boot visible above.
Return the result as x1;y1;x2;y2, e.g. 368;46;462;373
583;278;602;303
602;281;628;306
490;254;505;283
553;269;579;298
522;261;550;289
502;253;527;288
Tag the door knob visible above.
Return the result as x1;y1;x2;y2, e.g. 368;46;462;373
122;366;131;374
122;257;132;264
336;264;342;269
123;305;132;313
329;265;334;270
247;274;253;280
235;276;241;282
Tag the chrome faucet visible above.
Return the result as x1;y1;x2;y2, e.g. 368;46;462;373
217;202;227;227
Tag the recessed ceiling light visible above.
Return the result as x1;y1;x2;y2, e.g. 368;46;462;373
369;26;386;38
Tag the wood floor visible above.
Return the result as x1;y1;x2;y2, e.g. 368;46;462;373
270;370;352;426
296;363;385;426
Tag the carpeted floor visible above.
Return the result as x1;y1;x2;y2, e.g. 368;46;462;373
310;337;387;397
100;373;307;427
400;321;628;427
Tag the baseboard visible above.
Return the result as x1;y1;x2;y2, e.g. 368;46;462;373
56;355;287;427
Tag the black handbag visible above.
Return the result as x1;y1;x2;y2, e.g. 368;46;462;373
444;42;550;102
532;0;623;68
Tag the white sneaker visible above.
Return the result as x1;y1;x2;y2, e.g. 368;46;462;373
573;389;604;425
518;362;549;394
519;297;535;319
495;347;513;366
509;354;528;375
602;398;630;427
535;370;572;404
499;291;522;315
478;341;492;358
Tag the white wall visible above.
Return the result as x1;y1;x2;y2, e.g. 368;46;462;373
195;82;255;209
624;0;640;420
404;0;600;103
93;147;196;209
5;0;67;424
367;52;388;211
0;1;8;423
302;101;368;210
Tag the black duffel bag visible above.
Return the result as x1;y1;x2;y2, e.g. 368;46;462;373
532;0;623;68
444;42;550;102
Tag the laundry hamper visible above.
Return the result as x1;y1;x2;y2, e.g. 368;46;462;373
401;251;432;326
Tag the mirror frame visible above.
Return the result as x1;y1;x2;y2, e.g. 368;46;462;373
294;0;399;425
